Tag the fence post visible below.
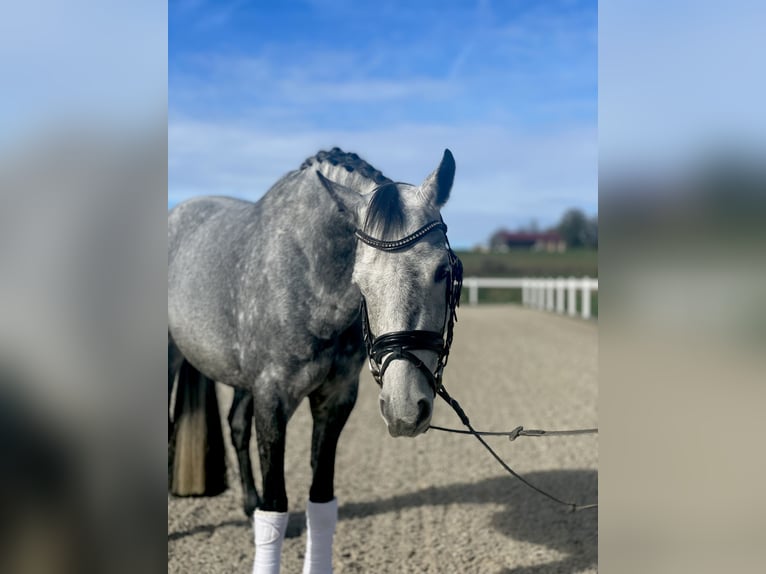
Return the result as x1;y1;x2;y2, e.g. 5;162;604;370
521;279;528;306
567;277;577;316
535;280;543;309
468;278;479;306
545;279;555;311
555;278;565;314
581;277;592;319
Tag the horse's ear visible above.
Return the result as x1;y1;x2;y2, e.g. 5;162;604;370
316;170;365;225
419;149;455;207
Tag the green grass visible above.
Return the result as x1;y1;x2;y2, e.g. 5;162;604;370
456;248;598;278
455;249;598;317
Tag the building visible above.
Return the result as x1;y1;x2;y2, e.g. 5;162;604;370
489;230;567;253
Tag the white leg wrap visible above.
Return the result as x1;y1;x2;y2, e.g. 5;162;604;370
253;510;289;574
302;498;338;574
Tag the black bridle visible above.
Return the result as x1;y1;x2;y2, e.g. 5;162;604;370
356;220;463;395
356;218;598;512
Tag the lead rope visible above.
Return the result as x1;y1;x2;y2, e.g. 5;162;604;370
428;425;598;440
431;384;598;512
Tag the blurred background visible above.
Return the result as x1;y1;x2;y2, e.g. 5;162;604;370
600;2;766;572
0;2;167;573
1;1;765;573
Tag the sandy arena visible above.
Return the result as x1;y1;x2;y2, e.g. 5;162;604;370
168;305;597;573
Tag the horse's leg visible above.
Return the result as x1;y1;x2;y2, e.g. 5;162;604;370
308;379;358;502
227;387;260;517
303;376;359;574
252;395;290;574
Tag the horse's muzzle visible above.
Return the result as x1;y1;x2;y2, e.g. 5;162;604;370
380;395;432;437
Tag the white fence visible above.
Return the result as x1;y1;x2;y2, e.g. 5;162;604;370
462;277;599;319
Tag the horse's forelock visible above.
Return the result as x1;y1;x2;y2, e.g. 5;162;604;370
362;183;406;239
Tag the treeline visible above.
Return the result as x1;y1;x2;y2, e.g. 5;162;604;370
492;208;598;249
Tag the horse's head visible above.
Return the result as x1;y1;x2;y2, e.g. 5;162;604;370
318;150;461;437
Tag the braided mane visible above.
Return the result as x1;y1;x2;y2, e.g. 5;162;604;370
303;148;406;239
300;147;392;186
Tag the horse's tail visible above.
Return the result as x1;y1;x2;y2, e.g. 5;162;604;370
168;359;227;496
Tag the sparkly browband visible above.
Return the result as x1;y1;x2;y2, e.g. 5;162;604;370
354;220;447;251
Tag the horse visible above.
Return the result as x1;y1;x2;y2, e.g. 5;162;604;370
167;147;462;573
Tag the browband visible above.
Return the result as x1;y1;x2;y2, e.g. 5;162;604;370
355;221;447;251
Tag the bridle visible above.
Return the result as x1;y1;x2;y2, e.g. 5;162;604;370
355;219;463;396
356;218;598;513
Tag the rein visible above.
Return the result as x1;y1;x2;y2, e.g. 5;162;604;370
355;219;597;512
429;384;598;512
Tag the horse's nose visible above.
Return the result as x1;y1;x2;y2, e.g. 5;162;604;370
379;396;432;437
416;399;431;428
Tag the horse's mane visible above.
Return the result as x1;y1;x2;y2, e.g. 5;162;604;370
302;148;406;239
300;147;391;185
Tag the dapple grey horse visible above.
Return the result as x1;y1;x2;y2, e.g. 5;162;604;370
168;148;459;573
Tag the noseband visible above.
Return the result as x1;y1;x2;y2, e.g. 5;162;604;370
356;220;463;395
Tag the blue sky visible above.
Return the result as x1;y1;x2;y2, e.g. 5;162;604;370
0;0;165;152
169;0;597;248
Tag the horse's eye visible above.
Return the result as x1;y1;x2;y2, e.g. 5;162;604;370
434;265;450;283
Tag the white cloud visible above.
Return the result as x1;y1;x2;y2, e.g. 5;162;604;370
171;50;458;115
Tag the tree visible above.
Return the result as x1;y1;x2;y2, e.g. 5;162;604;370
585;215;598;249
557;208;597;249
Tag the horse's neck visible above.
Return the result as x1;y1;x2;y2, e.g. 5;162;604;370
278;171;362;329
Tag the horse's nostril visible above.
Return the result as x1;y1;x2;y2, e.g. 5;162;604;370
379;398;386;415
416;399;431;426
